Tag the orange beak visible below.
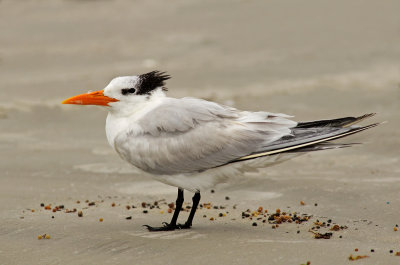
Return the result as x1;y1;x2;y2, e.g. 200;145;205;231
62;90;118;106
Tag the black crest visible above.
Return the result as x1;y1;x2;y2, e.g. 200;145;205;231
136;71;171;95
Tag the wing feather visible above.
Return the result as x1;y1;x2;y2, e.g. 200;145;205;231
114;97;296;175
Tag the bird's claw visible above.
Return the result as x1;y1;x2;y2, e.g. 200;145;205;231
144;222;192;232
143;223;177;232
177;222;191;229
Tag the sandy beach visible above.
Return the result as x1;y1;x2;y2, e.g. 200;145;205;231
1;0;400;264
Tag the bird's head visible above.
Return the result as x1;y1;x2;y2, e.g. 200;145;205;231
62;71;170;109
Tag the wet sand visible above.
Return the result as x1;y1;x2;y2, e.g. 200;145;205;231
0;0;400;264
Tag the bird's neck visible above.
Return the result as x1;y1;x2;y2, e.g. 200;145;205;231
105;89;166;149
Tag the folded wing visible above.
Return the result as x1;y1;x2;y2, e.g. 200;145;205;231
113;97;297;175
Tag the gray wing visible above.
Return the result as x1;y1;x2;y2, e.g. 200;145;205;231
114;97;297;175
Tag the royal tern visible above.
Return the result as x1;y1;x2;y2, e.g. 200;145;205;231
62;71;379;231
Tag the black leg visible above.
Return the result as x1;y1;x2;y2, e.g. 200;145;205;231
178;192;201;229
144;188;184;231
169;188;184;226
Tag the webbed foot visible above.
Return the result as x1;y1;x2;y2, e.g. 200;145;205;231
144;222;191;232
144;222;179;232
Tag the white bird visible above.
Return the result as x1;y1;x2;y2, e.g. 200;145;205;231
62;71;379;231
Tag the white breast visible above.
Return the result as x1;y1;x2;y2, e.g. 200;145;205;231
105;97;163;149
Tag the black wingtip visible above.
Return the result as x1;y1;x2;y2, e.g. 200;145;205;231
343;113;377;127
297;113;378;129
231;121;381;163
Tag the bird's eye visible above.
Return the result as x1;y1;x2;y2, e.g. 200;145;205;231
121;88;136;95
